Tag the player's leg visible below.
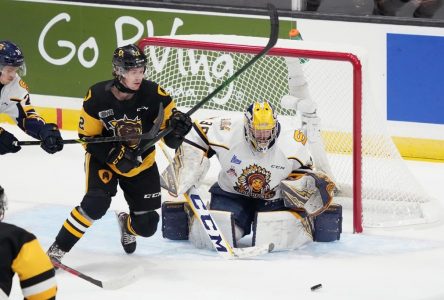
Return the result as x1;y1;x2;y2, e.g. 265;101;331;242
47;154;117;262
117;163;161;254
161;183;255;250
208;183;256;241
253;198;342;250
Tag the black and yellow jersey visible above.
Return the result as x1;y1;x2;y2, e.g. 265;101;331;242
79;79;175;177
0;222;57;300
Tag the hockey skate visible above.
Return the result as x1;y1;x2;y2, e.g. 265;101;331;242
47;242;66;268
117;212;137;254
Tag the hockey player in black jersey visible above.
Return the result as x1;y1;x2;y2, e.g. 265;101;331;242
47;44;192;263
0;186;58;299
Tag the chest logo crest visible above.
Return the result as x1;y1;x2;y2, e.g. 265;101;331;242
234;164;275;199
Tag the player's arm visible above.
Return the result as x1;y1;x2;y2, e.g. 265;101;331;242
11;84;63;154
281;57;337;185
78;90;110;163
0;127;21;155
155;84;192;150
2;223;57;299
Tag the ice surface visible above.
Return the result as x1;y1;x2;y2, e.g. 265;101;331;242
1;123;444;300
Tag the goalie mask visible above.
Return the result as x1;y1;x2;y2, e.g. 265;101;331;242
244;101;280;152
112;44;147;93
0;40;26;77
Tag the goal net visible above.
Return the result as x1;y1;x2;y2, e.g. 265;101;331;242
139;35;439;233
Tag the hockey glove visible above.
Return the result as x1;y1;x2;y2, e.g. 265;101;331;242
39;123;64;154
168;109;192;139
107;143;141;173
0;127;21;155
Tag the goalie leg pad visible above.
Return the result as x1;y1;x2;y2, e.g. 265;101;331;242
313;203;342;242
253;210;313;251
189;210;237;250
161;201;191;240
209;183;255;236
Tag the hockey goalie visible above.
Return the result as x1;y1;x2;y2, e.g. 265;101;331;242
161;100;342;251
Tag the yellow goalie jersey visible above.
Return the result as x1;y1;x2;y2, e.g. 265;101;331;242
185;115;313;200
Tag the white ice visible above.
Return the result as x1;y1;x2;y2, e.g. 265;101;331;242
1;123;444;300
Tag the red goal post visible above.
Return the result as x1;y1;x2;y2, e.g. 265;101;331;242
139;35;437;233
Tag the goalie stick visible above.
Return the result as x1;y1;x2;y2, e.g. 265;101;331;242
136;3;279;156
158;142;273;259
17;102;164;146
51;260;144;290
185;187;274;259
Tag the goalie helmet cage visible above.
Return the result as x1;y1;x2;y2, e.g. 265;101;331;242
139;36;439;233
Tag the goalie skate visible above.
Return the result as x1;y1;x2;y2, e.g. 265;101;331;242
116;212;137;254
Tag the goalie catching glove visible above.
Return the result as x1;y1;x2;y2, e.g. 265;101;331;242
280;169;335;216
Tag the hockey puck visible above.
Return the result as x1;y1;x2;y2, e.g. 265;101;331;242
310;284;322;291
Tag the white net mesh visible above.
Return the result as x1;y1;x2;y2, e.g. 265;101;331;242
141;36;439;230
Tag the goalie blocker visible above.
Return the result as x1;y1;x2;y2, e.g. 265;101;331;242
162;170;342;250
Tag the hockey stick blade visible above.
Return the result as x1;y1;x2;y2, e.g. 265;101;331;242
100;266;144;290
136;3;279;154
52;260;144;290
17;103;164;146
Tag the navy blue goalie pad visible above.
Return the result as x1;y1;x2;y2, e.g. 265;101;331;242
313;203;342;242
161;201;190;240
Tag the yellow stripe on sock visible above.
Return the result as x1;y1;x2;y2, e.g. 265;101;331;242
72;208;92;227
63;221;83;238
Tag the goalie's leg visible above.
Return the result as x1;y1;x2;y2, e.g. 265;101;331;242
209;183;256;239
253;210;314;250
161;200;239;250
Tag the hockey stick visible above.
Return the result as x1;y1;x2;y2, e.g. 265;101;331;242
185;187;274;259
158;142;273;259
52;260;144;290
17;102;164;146
136;3;279;156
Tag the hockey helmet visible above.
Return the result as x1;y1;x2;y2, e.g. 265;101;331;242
112;44;147;78
0;40;26;76
244;101;280;152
